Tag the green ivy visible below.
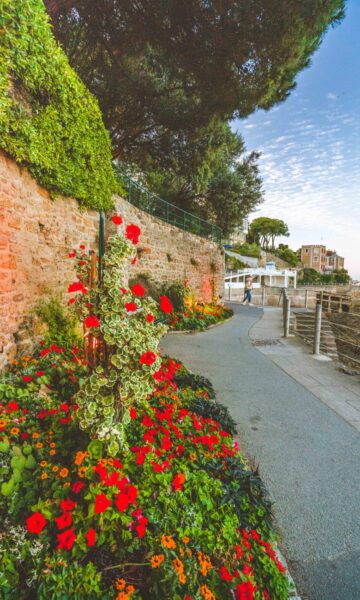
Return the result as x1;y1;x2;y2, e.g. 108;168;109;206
0;0;118;210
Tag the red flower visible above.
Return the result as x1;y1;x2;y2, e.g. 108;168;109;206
6;401;19;412
115;492;131;513
68;251;76;258
94;493;111;513
40;348;50;357
219;566;233;581
23;375;33;383
237;582;255;600
131;283;145;297
26;512;47;534
120;287;127;294
36;370;45;377
173;473;186;491
131;256;137;265
159;295;173;314
61;498;77;511
146;314;155;323
130;408;137;419
85;315;100;328
126;224;141;245
79;244;86;250
135;515;148;538
59;403;70;412
125;302;137;312
111;214;123;226
140;351;156;366
57;527;76;550
55;512;72;530
68;281;85;293
85;528;96;547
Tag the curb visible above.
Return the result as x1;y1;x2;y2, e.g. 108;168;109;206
275;546;302;599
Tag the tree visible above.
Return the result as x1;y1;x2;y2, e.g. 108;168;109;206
248;218;289;251
45;0;345;166
274;244;299;267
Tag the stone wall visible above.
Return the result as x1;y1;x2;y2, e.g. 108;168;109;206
0;151;224;368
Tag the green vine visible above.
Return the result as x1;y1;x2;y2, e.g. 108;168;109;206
0;0;119;210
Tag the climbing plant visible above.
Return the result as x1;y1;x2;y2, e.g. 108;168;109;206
0;0;119;209
68;218;170;454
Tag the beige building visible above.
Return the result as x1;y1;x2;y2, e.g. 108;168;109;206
325;250;345;271
299;245;327;272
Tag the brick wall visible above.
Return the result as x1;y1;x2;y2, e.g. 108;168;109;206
0;151;224;368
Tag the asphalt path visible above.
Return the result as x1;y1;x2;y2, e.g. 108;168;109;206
160;304;360;600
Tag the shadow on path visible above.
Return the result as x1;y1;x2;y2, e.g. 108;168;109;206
161;304;360;600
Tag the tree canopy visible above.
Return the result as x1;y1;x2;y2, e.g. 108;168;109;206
45;0;345;166
248;217;289;251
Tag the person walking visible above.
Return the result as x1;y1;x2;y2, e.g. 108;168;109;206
243;276;254;305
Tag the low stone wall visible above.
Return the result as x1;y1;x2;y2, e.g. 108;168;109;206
0;150;224;368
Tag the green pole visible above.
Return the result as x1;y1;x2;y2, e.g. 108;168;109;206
98;210;105;286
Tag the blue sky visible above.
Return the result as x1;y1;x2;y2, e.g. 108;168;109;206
232;0;360;278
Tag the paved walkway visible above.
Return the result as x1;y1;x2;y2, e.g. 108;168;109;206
161;305;360;600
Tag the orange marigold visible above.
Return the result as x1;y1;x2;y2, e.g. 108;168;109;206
40;461;47;468
179;573;186;585
32;433;40;439
182;536;190;544
78;466;86;478
115;578;126;591
59;468;69;478
10;427;19;435
49;450;56;456
161;535;176;549
150;555;165;569
52;466;59;472
74;451;88;466
41;473;48;480
36;442;43;449
116;593;129;600
0;419;7;428
200;584;216;600
126;585;135;595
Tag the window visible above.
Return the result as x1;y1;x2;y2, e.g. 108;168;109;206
313;256;319;262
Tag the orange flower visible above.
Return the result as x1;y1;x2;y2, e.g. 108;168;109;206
198;551;212;576
161;535;176;549
49;442;56;448
189;453;196;462
0;419;7;428
150;554;165;569
126;585;135;596
180;547;185;557
74;450;88;466
10;427;19;435
200;584;216;600
41;473;48;480
173;558;184;574
52;466;59;472
50;450;56;456
63;482;71;488
36;442;43;449
40;460;47;468
182;536;189;544
116;594;129;600
59;468;69;478
115;578;126;591
78;466;86;478
179;573;186;584
32;433;40;439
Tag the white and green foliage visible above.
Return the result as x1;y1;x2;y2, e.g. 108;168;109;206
74;234;167;455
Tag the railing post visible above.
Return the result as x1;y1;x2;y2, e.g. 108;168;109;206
305;289;308;309
228;283;231;301
283;295;291;338
313;302;322;355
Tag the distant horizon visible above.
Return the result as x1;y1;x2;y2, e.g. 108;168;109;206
233;0;360;279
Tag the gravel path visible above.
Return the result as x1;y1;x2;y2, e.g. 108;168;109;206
160;304;360;600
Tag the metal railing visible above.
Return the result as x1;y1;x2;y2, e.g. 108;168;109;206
117;170;222;244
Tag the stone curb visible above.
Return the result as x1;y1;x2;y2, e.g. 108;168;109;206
166;314;235;335
275;545;302;599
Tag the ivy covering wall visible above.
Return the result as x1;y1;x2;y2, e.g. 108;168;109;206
0;0;117;210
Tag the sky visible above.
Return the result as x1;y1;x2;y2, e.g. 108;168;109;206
232;0;360;279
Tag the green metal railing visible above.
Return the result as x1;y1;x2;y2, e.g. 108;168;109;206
119;173;222;244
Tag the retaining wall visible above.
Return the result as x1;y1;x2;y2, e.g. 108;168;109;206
0;150;224;368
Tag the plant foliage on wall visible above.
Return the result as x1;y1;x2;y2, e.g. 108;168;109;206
0;0;118;210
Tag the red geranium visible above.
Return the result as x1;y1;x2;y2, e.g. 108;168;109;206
237;582;255;600
68;281;85;293
85;315;100;328
57;527;76;550
131;256;137;265
146;314;155;323
26;512;47;534
61;498;77;511
72;481;85;494
111;214;123;225
173;473;186;491
55;512;72;530
40;348;50;357
36;370;45;377
23;375;33;383
85;528;96;547
159;295;173;314
125;302;137;312
6;401;19;412
140;351;156;366
130;408;137;419
135;515;148;538
68;251;76;258
126;224;141;245
94;493;111;513
131;283;145;297
219;566;233;581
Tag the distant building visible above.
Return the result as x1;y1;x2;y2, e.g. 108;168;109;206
298;245;345;273
325;250;345;271
299;245;327;272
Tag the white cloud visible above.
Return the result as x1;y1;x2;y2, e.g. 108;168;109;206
327;92;337;100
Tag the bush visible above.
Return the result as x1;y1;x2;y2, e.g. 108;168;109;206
34;297;81;348
232;242;262;259
0;0;119;210
161;281;188;312
274;245;298;267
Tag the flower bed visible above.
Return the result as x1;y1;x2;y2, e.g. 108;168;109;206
0;217;289;599
169;305;233;332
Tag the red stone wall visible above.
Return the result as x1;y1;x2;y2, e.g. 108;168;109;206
0;151;224;368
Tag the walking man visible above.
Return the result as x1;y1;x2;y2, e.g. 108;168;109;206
243;276;254;305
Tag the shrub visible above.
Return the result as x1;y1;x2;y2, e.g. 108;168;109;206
34;297;81;348
161;281;189;313
0;0;119;210
232;242;262;259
